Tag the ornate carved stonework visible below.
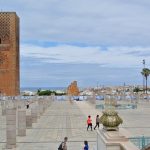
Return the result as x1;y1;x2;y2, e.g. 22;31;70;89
0;13;10;44
0;12;20;96
0;52;8;66
100;110;123;131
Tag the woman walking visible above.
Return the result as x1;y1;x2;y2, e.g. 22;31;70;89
87;115;92;131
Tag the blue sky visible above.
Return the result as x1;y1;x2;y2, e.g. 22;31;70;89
1;0;150;87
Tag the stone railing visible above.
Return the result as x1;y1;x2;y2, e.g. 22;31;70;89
97;128;140;150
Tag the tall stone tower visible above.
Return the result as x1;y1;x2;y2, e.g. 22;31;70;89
0;12;20;96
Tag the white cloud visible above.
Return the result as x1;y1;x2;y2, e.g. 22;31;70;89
2;0;150;86
21;44;150;68
1;0;150;46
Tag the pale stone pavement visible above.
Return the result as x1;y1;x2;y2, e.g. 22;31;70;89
1;100;150;149
0;101;98;150
119;101;150;137
96;100;150;137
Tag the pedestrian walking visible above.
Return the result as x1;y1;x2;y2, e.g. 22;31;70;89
87;115;92;131
58;137;68;150
94;115;100;130
26;101;30;109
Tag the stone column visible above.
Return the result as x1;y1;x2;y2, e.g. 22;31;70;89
48;96;52;105
13;100;18;109
18;110;26;136
38;100;44;115
45;99;49;109
31;107;38;123
1;101;6;115
26;115;32;128
6;108;16;149
17;100;23;109
43;100;47;111
35;105;39;119
92;93;96;104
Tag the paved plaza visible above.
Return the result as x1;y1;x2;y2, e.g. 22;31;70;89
0;99;150;149
119;101;150;137
0;100;98;150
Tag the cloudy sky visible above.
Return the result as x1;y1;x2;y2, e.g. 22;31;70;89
1;0;150;88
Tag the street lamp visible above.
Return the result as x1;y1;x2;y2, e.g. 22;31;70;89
142;59;145;93
143;59;145;68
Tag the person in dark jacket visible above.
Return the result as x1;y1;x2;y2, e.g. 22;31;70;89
58;137;68;150
83;140;89;150
94;115;100;130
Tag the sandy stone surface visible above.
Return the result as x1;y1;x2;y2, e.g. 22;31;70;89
0;100;150;149
0;101;97;150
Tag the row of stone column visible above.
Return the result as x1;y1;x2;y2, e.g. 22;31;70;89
0;97;52;149
86;95;96;104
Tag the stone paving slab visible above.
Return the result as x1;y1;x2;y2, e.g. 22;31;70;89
0;101;97;150
1;100;150;149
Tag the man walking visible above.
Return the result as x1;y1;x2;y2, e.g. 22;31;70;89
58;137;68;150
94;115;100;130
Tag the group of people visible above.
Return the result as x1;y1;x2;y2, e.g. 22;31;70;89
87;115;101;131
58;137;88;150
58;115;101;150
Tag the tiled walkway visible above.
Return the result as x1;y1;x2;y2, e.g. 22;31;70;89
0;101;98;150
1;100;150;149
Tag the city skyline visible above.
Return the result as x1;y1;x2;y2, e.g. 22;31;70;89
1;0;150;87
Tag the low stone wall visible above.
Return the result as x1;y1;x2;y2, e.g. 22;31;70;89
97;128;140;150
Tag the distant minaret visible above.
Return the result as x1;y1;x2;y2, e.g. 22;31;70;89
0;12;20;96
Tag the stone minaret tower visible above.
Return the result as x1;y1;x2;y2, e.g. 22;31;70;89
0;12;20;96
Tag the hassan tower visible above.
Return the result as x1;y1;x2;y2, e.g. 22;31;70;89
0;12;20;96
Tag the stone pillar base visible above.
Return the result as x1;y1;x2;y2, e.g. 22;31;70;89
6;108;16;149
18;110;26;136
26;115;32;128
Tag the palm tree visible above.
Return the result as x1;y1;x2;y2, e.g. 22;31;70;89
141;68;150;94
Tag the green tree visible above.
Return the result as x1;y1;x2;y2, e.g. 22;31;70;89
37;88;41;94
133;87;140;93
38;90;51;96
141;68;150;94
37;90;66;96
